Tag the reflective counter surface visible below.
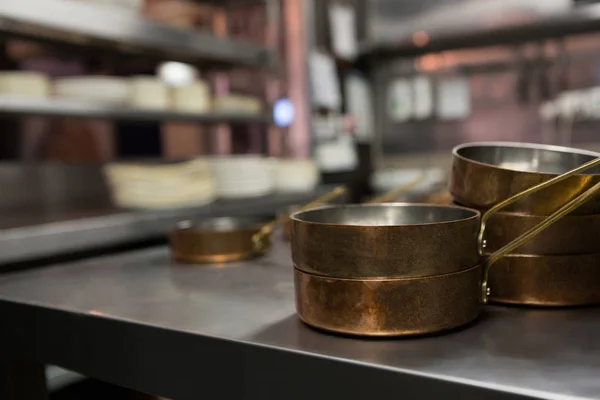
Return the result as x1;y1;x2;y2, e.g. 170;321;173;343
0;241;597;399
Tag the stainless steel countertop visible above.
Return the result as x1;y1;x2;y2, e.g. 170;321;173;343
0;241;597;400
0;188;334;264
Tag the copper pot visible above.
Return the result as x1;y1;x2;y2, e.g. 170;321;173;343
451;142;600;215
292;154;600;336
294;266;482;336
170;217;272;263
292;203;480;278
487;253;600;306
478;210;600;255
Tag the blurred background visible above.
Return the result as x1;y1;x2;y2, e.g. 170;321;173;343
3;0;600;397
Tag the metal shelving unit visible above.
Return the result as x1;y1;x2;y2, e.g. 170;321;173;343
359;3;600;62
0;186;338;265
0;96;270;123
0;0;273;67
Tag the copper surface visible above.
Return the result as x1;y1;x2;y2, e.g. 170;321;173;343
487;253;600;306
294;266;482;336
481;211;600;255
169;218;270;264
291;204;480;278
451;143;600;215
454;199;600;254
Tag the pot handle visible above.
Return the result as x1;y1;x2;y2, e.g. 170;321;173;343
479;156;600;303
367;171;426;203
251;186;347;252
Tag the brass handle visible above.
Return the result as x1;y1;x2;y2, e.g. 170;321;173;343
368;171;426;203
251;186;347;252
479;156;600;302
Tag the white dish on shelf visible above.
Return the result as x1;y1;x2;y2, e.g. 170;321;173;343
209;155;274;198
72;0;142;12
104;158;216;209
172;80;211;113
274;159;320;193
213;94;262;114
0;71;51;97
129;76;170;110
54;76;130;104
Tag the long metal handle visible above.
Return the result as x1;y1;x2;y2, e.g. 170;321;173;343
477;156;600;255
368;172;426;203
479;156;600;302
251;186;347;251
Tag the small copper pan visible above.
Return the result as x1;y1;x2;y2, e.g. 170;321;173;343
451;142;600;215
170;186;346;264
170;217;272;263
292;155;600;336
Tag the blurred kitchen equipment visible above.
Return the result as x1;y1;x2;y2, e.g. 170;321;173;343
209;155;274;199
129;76;170;110
54;76;130;104
371;168;445;201
274;159;320;193
0;71;50;97
104;158;215;209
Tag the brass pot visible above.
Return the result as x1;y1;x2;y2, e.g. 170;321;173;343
291;204;480;278
294;266;482;336
478;210;600;255
170;217;271;263
487;253;600;306
451;142;600;215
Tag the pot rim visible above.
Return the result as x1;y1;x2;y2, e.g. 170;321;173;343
452;141;600;175
290;203;480;228
294;263;482;282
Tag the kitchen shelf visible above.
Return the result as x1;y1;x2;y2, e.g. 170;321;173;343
0;0;273;67
0;186;338;265
0;96;270;123
359;3;600;62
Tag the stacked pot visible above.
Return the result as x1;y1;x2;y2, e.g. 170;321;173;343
290;204;484;336
450;142;600;306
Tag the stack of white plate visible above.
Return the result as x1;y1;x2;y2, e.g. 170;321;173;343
0;71;51;97
209;156;274;199
54;76;130;104
274;159;320;193
104;159;215;209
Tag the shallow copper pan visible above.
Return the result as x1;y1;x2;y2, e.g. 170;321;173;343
473;208;600;255
291;203;480;278
487;253;600;306
169;217;271;263
451;142;600;215
295;266;482;336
